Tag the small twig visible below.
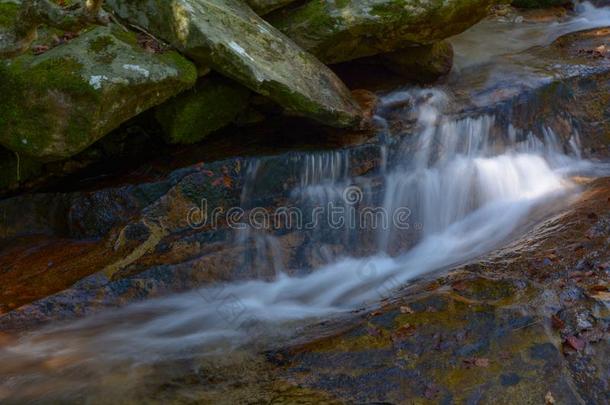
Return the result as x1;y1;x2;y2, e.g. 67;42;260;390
108;11;129;32
128;23;167;46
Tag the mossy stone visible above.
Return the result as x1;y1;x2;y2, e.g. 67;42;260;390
267;0;502;64
156;77;251;144
105;0;362;128
0;25;197;161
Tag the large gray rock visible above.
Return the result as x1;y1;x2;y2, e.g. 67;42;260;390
267;0;500;64
106;0;362;128
0;25;197;161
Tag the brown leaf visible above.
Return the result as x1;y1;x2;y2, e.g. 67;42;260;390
474;357;490;367
32;45;50;55
565;336;585;351
551;314;565;330
392;324;416;341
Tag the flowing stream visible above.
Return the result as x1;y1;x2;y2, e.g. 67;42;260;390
1;4;609;402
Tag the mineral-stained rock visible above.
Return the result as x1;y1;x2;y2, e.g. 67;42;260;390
0;25;197;160
267;0;500;64
156;76;251;145
106;0;363;128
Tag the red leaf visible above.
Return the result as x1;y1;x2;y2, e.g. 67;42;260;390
565;336;585;351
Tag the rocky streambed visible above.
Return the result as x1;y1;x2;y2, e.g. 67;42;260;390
0;3;609;404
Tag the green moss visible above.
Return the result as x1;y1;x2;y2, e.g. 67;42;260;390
0;55;95;159
0;26;197;161
0;2;18;28
269;0;498;63
89;35;115;52
156;76;250;144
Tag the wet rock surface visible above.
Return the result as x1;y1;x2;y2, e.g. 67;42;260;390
137;177;609;404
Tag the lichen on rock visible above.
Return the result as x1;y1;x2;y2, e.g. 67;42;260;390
105;0;363;128
267;0;501;64
0;25;197;160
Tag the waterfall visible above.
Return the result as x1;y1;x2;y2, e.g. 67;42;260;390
0;88;591;384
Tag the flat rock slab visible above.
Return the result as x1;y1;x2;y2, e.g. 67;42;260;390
0;25;197;161
107;0;362;127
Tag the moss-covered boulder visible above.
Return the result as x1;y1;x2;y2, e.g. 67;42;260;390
381;41;454;82
106;0;362;128
156;77;251;144
267;0;500;64
0;25;197;161
247;0;298;15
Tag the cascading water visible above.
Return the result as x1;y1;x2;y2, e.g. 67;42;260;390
2;2;610;396
0;86;593;401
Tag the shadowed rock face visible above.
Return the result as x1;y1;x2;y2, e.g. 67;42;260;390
156;76;252;145
0;25;197;161
267;0;501;64
106;0;363;128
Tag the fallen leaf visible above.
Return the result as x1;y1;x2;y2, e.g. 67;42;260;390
32;45;49;55
392;324;416;340
545;391;555;404
474;357;490;367
565;336;585;351
551;314;565;330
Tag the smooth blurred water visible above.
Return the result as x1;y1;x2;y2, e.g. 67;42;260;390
450;2;610;71
0;85;594;402
1;4;610;400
